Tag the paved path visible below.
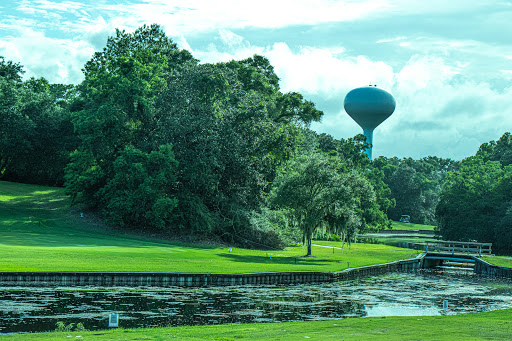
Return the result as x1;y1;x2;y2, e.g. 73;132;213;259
312;243;343;249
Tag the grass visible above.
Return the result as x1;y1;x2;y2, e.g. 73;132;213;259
390;221;436;231
3;309;512;340
0;180;418;273
3;180;512;340
482;255;512;268
358;236;437;248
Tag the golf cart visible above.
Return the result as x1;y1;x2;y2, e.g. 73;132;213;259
399;215;410;223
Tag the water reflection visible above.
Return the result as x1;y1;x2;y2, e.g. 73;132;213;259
1;271;512;334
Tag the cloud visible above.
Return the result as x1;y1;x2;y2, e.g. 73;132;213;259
0;27;93;84
218;29;248;49
3;0;512;160
92;0;393;33
266;43;395;94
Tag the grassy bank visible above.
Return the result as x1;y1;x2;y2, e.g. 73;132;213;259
390;221;436;231
0;180;417;272
483;256;512;268
4;309;512;340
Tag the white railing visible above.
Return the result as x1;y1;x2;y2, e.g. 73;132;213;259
425;241;492;256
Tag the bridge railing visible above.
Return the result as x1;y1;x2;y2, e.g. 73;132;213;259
424;241;492;256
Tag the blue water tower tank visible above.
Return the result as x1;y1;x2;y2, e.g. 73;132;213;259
344;86;396;159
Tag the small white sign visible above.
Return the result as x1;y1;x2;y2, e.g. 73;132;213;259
108;313;119;327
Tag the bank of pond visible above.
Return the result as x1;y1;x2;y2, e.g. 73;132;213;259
2;270;512;336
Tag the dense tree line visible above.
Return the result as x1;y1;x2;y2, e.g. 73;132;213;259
7;24;485;253
0;57;78;185
372;156;460;225
436;133;512;253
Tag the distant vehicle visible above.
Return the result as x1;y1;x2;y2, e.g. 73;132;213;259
400;215;410;223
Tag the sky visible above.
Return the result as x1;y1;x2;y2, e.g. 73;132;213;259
1;0;511;160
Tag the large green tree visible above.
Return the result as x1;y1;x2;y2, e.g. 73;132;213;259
317;133;394;230
153;60;313;245
269;152;375;255
66;25;323;244
65;24;193;228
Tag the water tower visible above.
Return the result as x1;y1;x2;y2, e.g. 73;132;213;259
344;86;396;159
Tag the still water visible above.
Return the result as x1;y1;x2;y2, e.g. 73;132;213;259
1;271;512;334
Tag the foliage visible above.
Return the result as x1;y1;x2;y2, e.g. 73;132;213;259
55;322;86;332
0;57;77;185
97;144;179;229
374;155;459;225
476;132;512;167
152;61;308;240
65;24;192;228
317;133;394;230
436;135;512;254
64;24;324;244
0;56;24;82
269;152;375;255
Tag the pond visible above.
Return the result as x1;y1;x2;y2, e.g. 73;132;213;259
1;271;512;334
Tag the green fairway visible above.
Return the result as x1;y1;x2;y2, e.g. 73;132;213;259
3;309;512;340
390;221;436;231
0;180;418;272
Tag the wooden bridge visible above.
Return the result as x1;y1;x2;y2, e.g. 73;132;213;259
424;240;492;256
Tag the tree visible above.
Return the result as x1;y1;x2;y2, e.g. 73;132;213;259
66;25;323;243
374;156;459;225
66;24;194;207
0;56;23;82
153;61;307;243
317;133;393;230
269;152;374;255
476;132;512;167
0;57;77;185
97;144;179;229
436;144;512;254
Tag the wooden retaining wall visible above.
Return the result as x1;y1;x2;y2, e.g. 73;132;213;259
474;257;512;279
0;256;424;287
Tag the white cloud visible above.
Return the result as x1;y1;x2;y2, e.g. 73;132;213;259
190;31;512;159
83;0;393;34
377;36;407;44
31;0;84;12
218;29;247;49
266;43;395;95
0;27;93;84
3;0;512;160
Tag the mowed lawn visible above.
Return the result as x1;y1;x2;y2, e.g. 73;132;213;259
390;221;436;231
0;180;418;273
4;309;512;340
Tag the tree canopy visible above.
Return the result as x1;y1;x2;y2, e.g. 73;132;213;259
63;24;331;247
372;156;459;225
0;57;77;185
436;132;512;253
269;152;375;255
4;24;486;252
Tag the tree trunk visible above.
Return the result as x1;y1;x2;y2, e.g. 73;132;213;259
307;238;312;256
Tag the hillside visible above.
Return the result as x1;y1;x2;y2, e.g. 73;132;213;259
0;180;418;273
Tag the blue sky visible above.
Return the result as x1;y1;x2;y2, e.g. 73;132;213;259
1;0;511;160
